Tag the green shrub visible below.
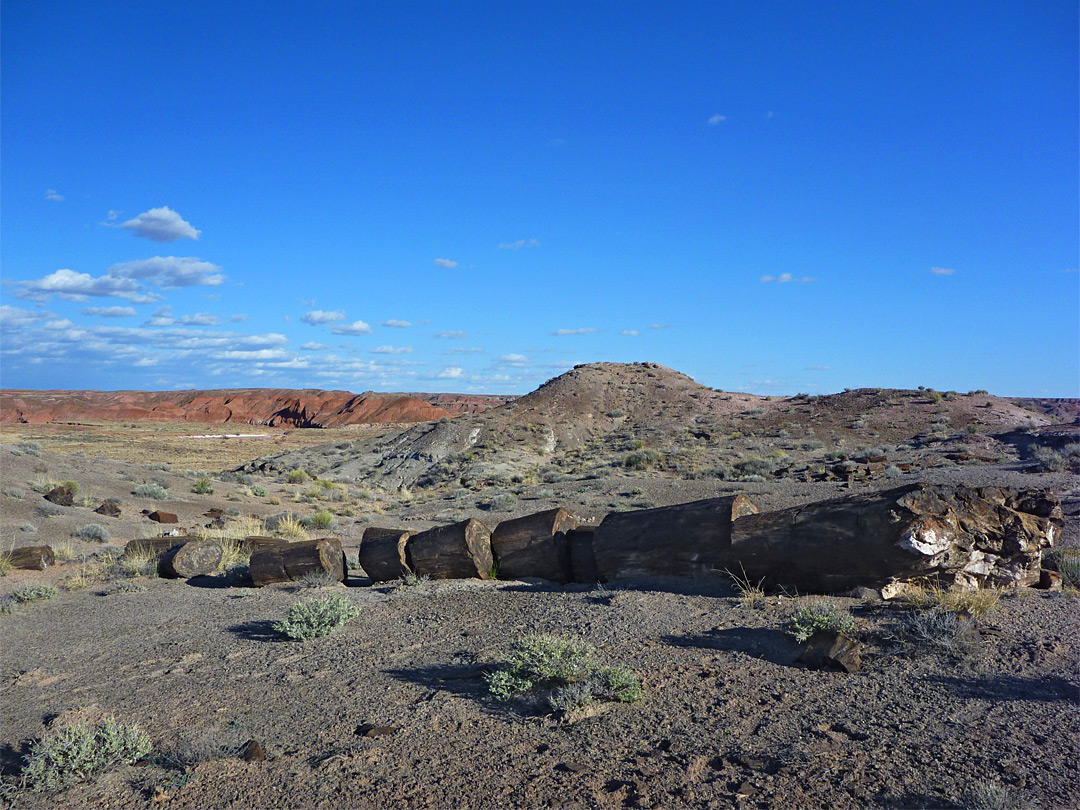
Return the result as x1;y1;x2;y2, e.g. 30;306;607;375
250;485;268;497
12;584;58;603
784;602;856;643
4;487;25;499
133;483;168;500
273;593;359;640
296;570;341;588
303;510;335;531
21;523;38;533
192;476;214;494
395;572;430;588
74;524;110;543
22;717;152;790
1044;548;1080;589
286;469;309;484
623;449;659;470
486;634;643;712
487;493;518;510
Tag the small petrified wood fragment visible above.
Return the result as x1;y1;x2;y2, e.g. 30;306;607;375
407;519;493;580
6;545;56;570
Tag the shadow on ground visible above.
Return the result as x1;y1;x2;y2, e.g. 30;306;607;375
226;620;285;642
663;627;801;667
928;673;1079;703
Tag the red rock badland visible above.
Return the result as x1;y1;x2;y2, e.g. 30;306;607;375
0;389;507;428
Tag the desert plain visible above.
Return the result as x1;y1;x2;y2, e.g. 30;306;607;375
0;362;1077;810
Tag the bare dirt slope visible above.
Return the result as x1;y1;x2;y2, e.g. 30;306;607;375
0;389;452;428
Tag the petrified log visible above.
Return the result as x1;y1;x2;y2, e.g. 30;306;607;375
491;508;580;582
158;540;224;578
728;484;1061;592
567;528;600;583
94;500;122;518
124;536;186;557
249;537;346;586
44;487;73;507
242;535;286;552
406;519;493;580
592;494;759;581
6;545;56;570
358;529;414;582
149;510;178;524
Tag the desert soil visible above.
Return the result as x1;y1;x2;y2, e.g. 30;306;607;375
1;364;1078;809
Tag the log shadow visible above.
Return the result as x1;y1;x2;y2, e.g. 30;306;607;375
385;663;507;710
663;627;801;667
927;674;1079;703
875;792;961;809
226;620;285;642
0;741;27;777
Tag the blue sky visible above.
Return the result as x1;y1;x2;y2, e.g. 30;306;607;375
2;1;1077;397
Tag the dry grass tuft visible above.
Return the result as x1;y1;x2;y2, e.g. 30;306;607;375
904;584;1000;618
274;513;310;541
724;563;766;608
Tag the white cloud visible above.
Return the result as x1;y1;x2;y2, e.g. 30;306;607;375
649;323;672;330
82;306;136;318
301;310;346;325
230;313;248;322
301;298;316;307
331;320;373;335
436;366;464;379
497;239;540;250
442;346;484;354
806;365;830;371
760;273;816;283
499;354;528;367
108;256;224;288
930;266;956;276
370;345;414;354
10;268;159;303
0;305;56;328
45;189;65;202
213;348;291;361
141;306;220;327
552;327;597;336
381;319;413;328
301;342;329;351
121;206;200;242
766;110;775;119
620;329;640;336
433;258;459;269
708;114;726;125
106;210;121;221
434;330;467;339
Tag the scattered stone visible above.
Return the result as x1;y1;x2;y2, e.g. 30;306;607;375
44;487;74;506
205;508;224;519
799;631;862;672
356;723;397;738
6;545;56;570
558;762;588;774
149;510;178;524
94;499;122;518
1037;570;1063;591
239;739;266;761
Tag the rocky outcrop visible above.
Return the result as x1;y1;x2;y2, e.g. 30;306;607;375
0;389;452;427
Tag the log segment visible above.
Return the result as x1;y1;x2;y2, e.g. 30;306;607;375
406;519;493;580
728;484;1061;592
566;528;600;584
358;528;414;582
158;540;224;578
249;538;346;586
242;536;286;553
592;494;759;581
6;545;56;570
491;508;580;582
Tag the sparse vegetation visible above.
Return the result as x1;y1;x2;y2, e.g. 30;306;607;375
784;601;856;643
287;469;310;484
964;782;1036;810
270;513;310;541
302;510;335;531
486;634;642;712
22;717;152;791
12;584;59;603
904;584;1000;618
296;570;341;588
726;564;766;608
250;484;268;497
1044;548;1080;589
395;572;430;587
273;592;360;640
74;524;111;543
133;483;168;500
192;476;214;494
